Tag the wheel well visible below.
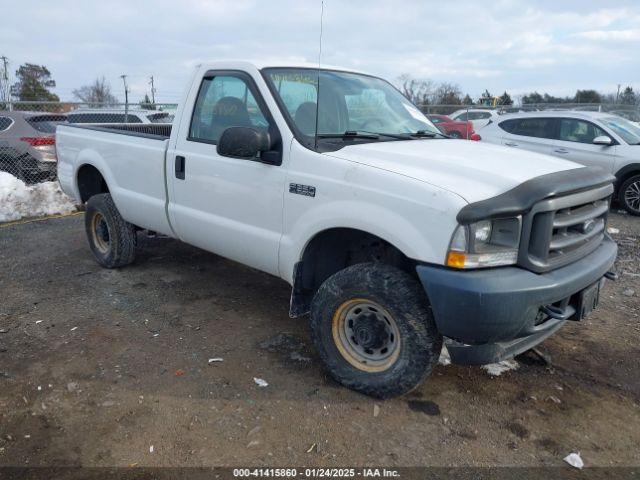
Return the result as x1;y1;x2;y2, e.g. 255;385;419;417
77;165;109;203
289;228;415;317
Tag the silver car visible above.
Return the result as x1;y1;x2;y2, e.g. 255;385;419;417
478;111;640;215
0;111;67;183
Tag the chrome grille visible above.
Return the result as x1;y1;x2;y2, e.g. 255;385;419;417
519;183;613;273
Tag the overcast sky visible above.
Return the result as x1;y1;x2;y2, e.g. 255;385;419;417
3;0;639;103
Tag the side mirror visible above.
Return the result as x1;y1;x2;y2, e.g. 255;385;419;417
217;126;271;160
593;135;613;146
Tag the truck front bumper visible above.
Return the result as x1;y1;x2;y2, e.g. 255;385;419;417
416;236;617;365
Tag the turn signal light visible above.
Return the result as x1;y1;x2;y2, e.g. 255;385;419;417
446;251;466;268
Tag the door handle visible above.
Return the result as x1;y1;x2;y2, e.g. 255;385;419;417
504;142;518;147
554;148;569;154
175;156;185;180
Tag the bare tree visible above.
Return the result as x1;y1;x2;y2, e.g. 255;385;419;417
397;74;435;107
73;76;118;106
434;82;463;105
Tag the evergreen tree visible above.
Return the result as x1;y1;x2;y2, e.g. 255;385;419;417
11;63;59;102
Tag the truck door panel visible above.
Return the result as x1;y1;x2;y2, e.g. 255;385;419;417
166;71;285;276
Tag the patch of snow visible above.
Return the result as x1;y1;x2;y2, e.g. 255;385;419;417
0;172;76;223
482;359;519;376
438;346;451;366
606;227;620;235
564;452;584;469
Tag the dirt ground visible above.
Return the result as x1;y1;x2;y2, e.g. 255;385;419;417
0;211;639;469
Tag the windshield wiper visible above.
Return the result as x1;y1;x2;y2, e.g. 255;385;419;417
318;131;380;140
409;130;438;138
318;130;415;141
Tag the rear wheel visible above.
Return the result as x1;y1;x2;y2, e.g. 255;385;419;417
85;193;137;268
619;175;640;216
449;131;462;139
310;263;442;398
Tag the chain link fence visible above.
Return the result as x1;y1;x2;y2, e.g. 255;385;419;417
1;100;638;184
0;102;177;184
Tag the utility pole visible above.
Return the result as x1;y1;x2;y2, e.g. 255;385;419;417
0;55;10;109
616;84;621;104
120;74;129;121
149;76;156;105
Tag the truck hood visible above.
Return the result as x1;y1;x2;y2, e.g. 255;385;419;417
325;139;582;204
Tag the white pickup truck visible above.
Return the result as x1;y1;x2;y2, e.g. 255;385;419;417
57;61;617;398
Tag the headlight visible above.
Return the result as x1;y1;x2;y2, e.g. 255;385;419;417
446;217;521;269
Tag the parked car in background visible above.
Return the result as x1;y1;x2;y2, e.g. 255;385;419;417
427;114;474;139
448;108;501;131
66;109;172;124
478;111;640;215
147;112;174;123
0;111;67;183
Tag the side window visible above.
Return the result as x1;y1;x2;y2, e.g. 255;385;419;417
0;116;13;131
454;112;468;121
429;117;443;124
498;119;516;133
0;116;13;132
123;114;142;123
468;112;491;120
559;119;607;144
189;75;268;143
511;118;555;139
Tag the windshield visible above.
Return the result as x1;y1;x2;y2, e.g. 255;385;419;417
263;68;440;145
600;116;640;145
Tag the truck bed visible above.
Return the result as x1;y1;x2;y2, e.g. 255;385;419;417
56;122;173;237
63;122;172;139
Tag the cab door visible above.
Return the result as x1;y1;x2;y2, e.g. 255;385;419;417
500;117;558;156
552;117;617;172
166;70;286;276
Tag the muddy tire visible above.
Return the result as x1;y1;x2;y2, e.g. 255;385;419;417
85;193;136;268
310;263;442;398
619;175;640;216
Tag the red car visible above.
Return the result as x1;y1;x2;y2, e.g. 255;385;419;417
427;114;475;139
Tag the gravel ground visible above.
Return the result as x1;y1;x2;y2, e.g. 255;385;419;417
0;211;639;469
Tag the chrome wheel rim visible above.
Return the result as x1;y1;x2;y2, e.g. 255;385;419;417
625;181;640;212
332;298;401;372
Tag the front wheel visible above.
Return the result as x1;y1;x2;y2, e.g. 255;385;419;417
619;175;640;216
310;263;442;398
85;193;137;268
